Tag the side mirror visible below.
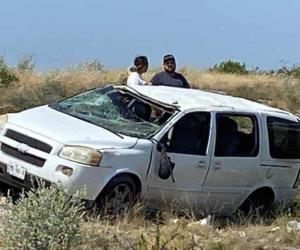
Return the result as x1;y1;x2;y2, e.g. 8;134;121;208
158;155;175;180
157;142;175;181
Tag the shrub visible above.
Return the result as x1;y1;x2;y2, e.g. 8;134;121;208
77;59;103;72
289;66;300;79
211;60;248;75
0;57;18;87
271;65;300;79
2;78;65;113
35;78;66;104
2;181;86;250
17;55;35;72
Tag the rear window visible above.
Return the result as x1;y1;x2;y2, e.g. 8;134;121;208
267;117;300;159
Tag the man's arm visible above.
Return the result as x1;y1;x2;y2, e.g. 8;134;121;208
179;74;190;88
183;78;190;88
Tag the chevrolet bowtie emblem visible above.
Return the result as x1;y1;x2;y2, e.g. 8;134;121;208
17;143;30;154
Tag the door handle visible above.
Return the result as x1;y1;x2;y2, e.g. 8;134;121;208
213;162;222;170
197;161;206;168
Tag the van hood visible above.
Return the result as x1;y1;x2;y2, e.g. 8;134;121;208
8;105;138;149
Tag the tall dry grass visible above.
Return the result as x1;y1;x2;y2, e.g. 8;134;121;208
1;66;299;116
179;68;300;114
74;203;300;250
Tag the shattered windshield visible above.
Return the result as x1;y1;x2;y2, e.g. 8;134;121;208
50;86;175;138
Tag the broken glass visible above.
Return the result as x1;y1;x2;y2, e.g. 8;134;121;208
50;86;174;138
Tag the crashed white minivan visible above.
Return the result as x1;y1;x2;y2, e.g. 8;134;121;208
0;85;299;215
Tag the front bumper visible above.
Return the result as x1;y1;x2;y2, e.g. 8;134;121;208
0;124;116;201
0;148;115;201
0;161;96;208
0;161;51;190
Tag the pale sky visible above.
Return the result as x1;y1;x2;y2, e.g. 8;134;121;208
0;0;299;70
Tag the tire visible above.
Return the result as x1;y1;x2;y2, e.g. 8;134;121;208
96;176;138;216
237;196;274;219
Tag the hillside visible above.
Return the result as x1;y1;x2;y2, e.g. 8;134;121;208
0;66;299;116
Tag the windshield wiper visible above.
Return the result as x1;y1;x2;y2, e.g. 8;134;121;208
97;124;124;139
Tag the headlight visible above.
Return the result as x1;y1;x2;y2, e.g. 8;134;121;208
59;146;102;166
0;114;8;132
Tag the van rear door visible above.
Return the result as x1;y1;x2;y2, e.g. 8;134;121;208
203;112;262;212
260;114;300;195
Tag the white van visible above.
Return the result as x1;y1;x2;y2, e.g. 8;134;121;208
0;85;299;215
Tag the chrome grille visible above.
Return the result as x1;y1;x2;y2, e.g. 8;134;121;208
5;129;52;153
0;129;51;167
1;143;46;167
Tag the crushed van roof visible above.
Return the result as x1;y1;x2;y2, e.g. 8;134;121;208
120;85;292;115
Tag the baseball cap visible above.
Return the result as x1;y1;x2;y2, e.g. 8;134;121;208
163;54;175;63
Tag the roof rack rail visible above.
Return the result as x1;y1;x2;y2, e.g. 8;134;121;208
206;90;228;95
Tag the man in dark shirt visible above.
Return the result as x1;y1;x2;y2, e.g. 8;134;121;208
150;54;190;88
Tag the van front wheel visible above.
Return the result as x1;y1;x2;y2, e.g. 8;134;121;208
97;176;137;215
